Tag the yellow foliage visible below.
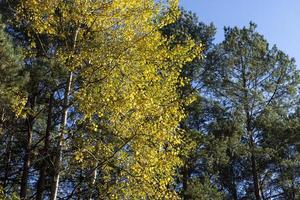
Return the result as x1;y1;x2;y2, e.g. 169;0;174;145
17;0;202;198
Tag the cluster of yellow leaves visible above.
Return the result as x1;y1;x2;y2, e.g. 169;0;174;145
17;0;201;199
0;88;28;117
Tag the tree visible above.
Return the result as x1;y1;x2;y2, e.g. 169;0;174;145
0;15;27;198
256;105;300;199
1;2;299;200
162;9;228;199
8;1;201;199
203;23;300;199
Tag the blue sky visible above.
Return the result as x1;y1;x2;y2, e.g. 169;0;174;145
180;0;300;66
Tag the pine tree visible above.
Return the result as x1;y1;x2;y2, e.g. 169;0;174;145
0;16;28;198
162;9;228;199
203;23;300;199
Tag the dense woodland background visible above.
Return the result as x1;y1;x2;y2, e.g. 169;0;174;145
0;0;299;199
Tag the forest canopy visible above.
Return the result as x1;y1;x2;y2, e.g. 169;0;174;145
0;1;299;200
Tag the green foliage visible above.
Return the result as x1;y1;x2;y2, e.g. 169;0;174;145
185;178;225;200
0;186;19;200
0;3;299;200
202;23;300;199
0;16;27;116
164;13;300;199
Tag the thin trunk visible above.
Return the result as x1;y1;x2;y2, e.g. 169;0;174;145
250;136;261;200
260;180;266;200
290;172;296;200
36;93;53;200
20;95;36;199
89;165;98;200
241;59;261;200
77;169;84;200
181;161;190;200
230;178;238;200
0;108;4;130
50;27;78;200
2;134;13;190
229;158;238;200
88;145;99;200
1;109;11;190
50;72;73;200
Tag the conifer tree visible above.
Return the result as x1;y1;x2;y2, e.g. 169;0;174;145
203;23;300;199
0;15;28;198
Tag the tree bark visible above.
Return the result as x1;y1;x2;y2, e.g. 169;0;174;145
2;134;13;190
241;60;261;200
50;72;73;200
20;95;36;199
50;27;78;200
229;159;238;200
250;146;261;200
248;128;261;200
181;161;190;200
89;165;98;200
36;93;53;200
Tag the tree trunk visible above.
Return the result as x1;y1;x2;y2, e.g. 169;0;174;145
250;136;261;200
181;161;190;200
89;166;98;200
229;159;238;200
20;95;36;199
36;93;53;200
50;72;73;200
2;134;13;190
241;60;261;200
